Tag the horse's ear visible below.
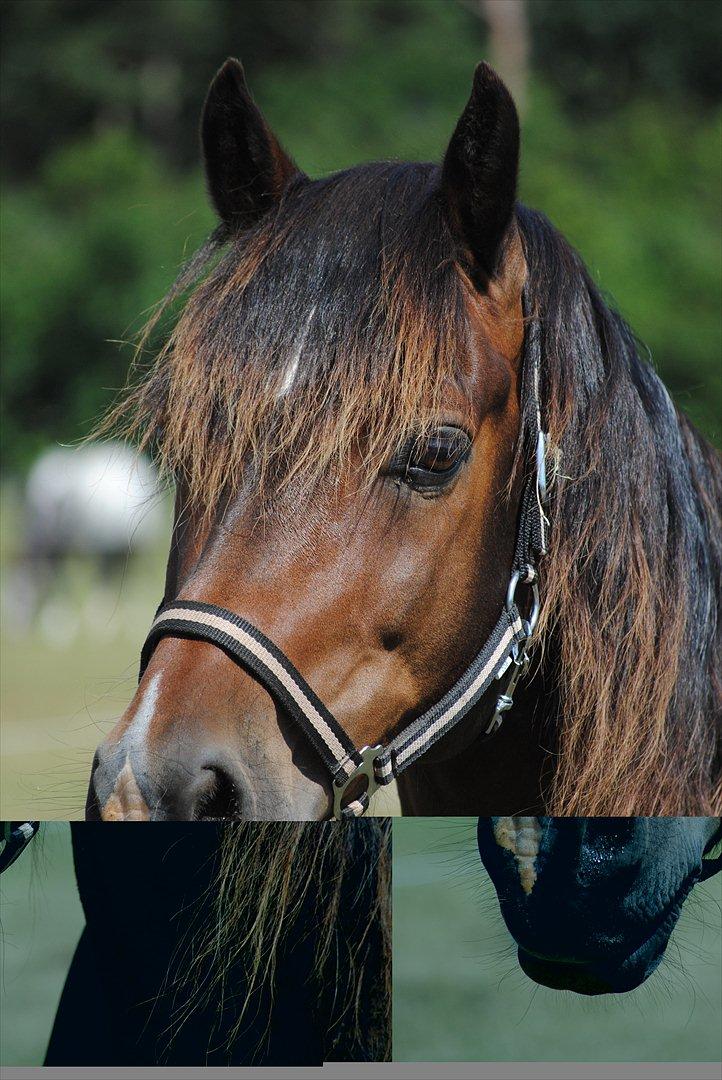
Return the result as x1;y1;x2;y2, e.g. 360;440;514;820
201;58;301;230
441;62;520;281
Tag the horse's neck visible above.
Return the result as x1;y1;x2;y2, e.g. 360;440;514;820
396;673;555;815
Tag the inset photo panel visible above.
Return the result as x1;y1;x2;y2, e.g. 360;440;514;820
393;816;722;1063
0;819;391;1067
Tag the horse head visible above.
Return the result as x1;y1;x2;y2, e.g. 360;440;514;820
87;59;531;820
477;816;722;994
86;54;722;822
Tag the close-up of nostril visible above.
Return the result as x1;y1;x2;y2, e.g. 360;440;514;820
381;629;403;651
195;765;242;821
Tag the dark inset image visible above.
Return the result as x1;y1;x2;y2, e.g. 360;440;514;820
1;820;390;1066
394;816;722;1062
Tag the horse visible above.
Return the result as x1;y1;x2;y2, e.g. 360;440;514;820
477;816;722;994
42;819;390;1065
6;442;165;637
86;57;721;821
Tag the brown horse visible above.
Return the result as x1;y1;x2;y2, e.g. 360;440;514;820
86;59;721;821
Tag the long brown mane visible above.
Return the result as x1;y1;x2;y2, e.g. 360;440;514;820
168;819;391;1062
518;206;722;814
101;163;721;815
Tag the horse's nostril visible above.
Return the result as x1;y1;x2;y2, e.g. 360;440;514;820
195;764;243;821
380;629;403;651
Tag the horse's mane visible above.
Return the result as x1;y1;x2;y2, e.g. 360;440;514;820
102;162;721;815
517;205;722;814
168;819;391;1062
104;164;471;511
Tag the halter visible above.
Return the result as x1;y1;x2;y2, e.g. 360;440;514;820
140;302;549;819
0;821;39;874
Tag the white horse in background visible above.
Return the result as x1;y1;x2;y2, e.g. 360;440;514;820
7;442;167;643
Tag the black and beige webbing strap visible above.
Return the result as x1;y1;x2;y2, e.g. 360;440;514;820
140;599;529;818
140;603;364;793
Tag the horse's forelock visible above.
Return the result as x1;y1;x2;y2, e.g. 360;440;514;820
103;162;473;514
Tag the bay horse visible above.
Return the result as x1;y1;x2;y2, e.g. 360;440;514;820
477;816;722;994
44;820;390;1065
87;58;721;820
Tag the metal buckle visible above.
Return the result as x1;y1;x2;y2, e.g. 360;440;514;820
332;745;382;820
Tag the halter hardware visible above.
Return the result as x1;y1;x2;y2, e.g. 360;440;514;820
333;745;383;820
0;821;39;874
139;299;549;819
487;647;530;735
486;567;539;734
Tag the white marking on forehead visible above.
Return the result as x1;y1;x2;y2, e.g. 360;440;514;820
126;671;161;744
493;816;542;896
278;304;316;397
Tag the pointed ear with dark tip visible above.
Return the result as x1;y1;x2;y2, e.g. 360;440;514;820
441;62;520;281
201;58;301;230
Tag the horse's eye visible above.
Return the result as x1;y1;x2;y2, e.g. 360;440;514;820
411;438;463;474
387;427;471;493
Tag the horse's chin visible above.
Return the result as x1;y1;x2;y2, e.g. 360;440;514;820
517;946;664;996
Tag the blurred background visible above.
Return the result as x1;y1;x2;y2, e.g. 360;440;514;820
1;1;721;817
393;818;722;1061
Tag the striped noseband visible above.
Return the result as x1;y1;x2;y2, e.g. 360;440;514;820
140;303;548;819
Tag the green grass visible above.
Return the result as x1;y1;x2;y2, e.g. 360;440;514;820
0;824;84;1066
393;818;722;1062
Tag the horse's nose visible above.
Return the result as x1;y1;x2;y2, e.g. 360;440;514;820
86;741;255;821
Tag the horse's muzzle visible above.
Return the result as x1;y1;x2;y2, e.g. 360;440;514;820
85;742;256;821
516;946;660;995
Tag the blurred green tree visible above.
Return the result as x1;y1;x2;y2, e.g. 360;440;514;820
1;0;719;470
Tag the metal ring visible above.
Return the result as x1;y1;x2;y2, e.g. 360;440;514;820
332;745;382;820
506;571;541;638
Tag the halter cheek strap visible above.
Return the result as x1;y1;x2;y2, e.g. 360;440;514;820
140;300;549;819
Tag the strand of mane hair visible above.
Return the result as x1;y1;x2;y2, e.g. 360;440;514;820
517;206;722;815
163;820;391;1063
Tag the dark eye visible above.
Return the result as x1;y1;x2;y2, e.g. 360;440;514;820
387;426;471;493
